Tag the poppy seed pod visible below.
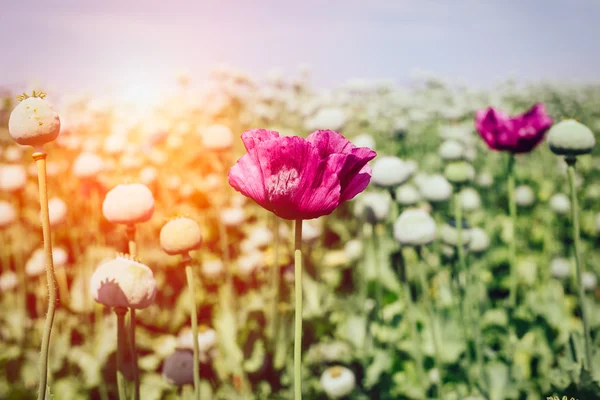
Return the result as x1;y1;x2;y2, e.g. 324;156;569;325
582;272;597;291
201;258;224;279
320;366;356;399
72;152;104;178
343;239;363;262
159;217;202;256
0;164;27;192
201;123;234;150
8;96;61;147
459;187;481;212
515;185;535;207
548;119;596;156
469;227;490;253
444;161;475;184
220;207;246;227
439;140;465;161
353;191;392;224
395;184;421;206
549;193;570;215
371;156;415;187
47;197;67;227
393;208;437;247
302;218;324;242
162;350;195;386
0;271;18;292
550;257;571;279
102;183;155;225
90;255;157;309
476;172;494;188
0;200;17;228
418;174;453;202
440;218;472;247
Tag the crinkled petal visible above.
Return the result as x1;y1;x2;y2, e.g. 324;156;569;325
475;108;510;151
509;103;553;153
306;129;355;157
241;129;280;152
254;136;341;220
228;154;268;209
339;164;372;202
327;148;376;202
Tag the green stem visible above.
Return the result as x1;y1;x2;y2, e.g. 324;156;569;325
400;249;426;396
416;249;446;400
372;224;384;323
185;257;201;400
567;159;594;374
507;154;518;307
294;219;303;400
115;308;129;400
270;216;281;342
33;151;57;400
126;224;140;400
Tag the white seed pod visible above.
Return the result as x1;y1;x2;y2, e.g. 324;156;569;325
302;219;324;242
220;207;246;227
90;255;157;309
237;251;264;277
444;161;475;184
548;119;596;156
72;152;104;178
8;96;61;147
371;156;416;187
320;366;356;399
439;140;465;161
201;124;234;150
395;184;421;206
515;185;535;207
249;225;274;248
393;208;437;246
0;164;27;192
25;248;46;277
160;217;202;256
0;271;18;291
139;166;158;185
0;200;17;228
351;133;376;150
476;172;494;188
52;247;68;269
418;174;453;202
550;257;571;279
353;191;392;224
305;108;347;132
440;219;472;247
343;239;363;262
469;227;490;253
582;272;597;291
102;183;155;225
47;197;67;227
459;187;481;212
201;258;224;279
549;193;570;215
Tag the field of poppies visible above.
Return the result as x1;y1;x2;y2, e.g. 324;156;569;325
1;71;600;400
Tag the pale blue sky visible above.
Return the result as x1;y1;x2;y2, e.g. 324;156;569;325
1;0;599;93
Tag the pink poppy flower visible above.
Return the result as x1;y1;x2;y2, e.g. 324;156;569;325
228;129;376;220
475;103;553;153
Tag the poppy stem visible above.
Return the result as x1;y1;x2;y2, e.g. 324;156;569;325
506;154;518;307
33;151;57;400
566;158;594;374
270;215;281;342
126;224;140;400
372;224;384;323
294;219;303;400
184;255;202;400
115;307;129;400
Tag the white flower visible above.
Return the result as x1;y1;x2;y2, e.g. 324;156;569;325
439;140;464;161
160;217;202;256
395;184;421;206
102;183;155;225
202;259;224;279
549;193;570;215
550;258;571;279
351;133;376;150
73;152;104;178
418;174;453;202
469;227;490;253
515;185;535;207
343;239;363;262
320;366;356;399
0;200;17;228
371;156;416;187
459;187;481;212
353;192;392;223
393;208;436;246
582;272;597;291
0;164;27;192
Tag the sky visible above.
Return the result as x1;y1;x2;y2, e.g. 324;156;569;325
1;0;599;96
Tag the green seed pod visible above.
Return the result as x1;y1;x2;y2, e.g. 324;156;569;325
444;161;475;184
548;119;596;156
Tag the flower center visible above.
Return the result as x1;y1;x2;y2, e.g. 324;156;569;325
329;366;344;378
266;167;300;200
198;324;210;333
